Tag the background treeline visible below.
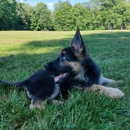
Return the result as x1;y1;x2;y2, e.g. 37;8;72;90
0;0;130;31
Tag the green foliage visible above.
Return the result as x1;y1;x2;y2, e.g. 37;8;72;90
30;2;53;31
52;1;72;30
72;3;92;30
0;0;130;30
99;0;130;29
0;0;18;30
16;3;33;30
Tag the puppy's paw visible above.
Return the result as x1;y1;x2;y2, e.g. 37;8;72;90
106;87;125;98
30;104;45;109
30;99;45;109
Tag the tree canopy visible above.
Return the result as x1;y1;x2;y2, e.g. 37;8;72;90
0;0;130;30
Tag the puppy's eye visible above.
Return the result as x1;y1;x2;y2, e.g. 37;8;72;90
62;56;66;60
61;55;66;61
60;53;67;61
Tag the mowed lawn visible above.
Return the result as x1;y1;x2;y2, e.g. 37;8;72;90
0;30;130;129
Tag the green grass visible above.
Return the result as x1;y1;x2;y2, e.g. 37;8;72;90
0;30;130;130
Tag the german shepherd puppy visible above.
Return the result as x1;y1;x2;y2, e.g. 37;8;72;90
44;29;125;98
0;70;69;109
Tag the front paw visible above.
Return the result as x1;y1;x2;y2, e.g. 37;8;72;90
106;87;125;98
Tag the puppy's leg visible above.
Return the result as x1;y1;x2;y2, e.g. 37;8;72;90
30;99;45;109
86;84;125;98
99;75;123;85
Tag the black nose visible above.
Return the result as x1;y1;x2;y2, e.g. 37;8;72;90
44;63;48;69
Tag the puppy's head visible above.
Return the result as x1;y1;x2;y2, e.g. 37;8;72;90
44;28;88;83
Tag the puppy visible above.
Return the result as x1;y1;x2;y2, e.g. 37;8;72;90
44;28;125;98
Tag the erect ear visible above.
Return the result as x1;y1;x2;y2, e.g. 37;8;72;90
70;28;87;58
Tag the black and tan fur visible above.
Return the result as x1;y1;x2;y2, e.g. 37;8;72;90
0;70;66;109
44;29;125;98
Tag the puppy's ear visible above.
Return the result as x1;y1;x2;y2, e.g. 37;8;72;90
71;28;87;58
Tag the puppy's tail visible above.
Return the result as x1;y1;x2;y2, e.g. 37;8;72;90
0;79;27;88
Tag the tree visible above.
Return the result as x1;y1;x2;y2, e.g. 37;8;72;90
71;3;92;30
115;1;130;29
0;1;4;18
99;0;130;29
52;1;72;30
30;2;53;31
0;0;18;30
16;3;33;30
